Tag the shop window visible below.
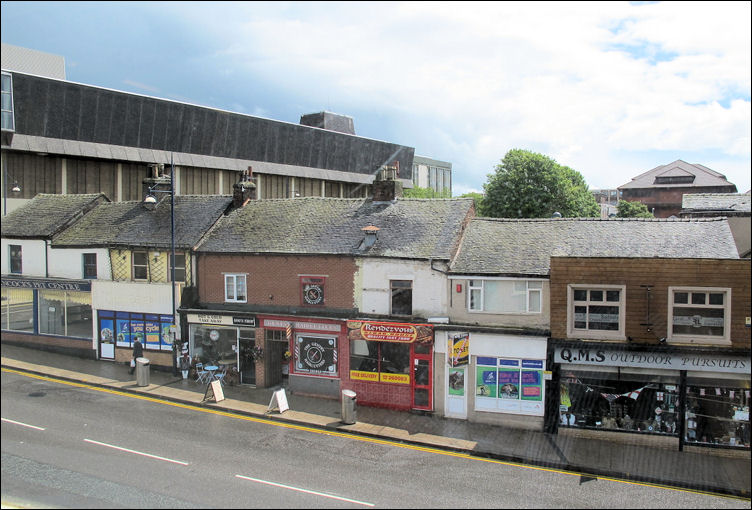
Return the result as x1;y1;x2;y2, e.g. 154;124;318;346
567;285;625;340
38;289;92;339
132;250;148;280
82;253;97;279
169;252;186;282
685;382;749;447
468;279;542;313
560;373;679;435
190;324;238;365
1;287;34;333
350;339;411;384
9;244;22;274
475;358;544;415
668;287;730;345
390;280;412;316
225;274;247;302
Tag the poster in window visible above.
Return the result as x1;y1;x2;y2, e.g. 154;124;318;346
448;368;465;396
131;320;145;347
145;319;161;350
449;333;469;367
295;336;337;375
476;366;497;397
520;370;542;401
498;368;520;399
116;319;131;346
100;319;114;344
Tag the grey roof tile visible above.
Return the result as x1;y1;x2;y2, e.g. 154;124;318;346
51;195;233;249
681;192;751;213
2;193;109;238
196;197;474;259
450;217;740;276
618;160;736;189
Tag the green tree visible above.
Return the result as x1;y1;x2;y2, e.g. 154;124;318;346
402;186;452;199
616;200;654;218
459;192;485;212
481;149;599;218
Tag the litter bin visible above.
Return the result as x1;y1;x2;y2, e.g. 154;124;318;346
136;357;150;387
341;389;357;424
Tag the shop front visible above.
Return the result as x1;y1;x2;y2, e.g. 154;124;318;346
185;312;257;385
1;276;95;357
551;342;750;450
345;320;434;411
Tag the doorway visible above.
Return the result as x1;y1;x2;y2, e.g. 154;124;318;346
238;329;256;385
411;342;433;410
265;329;289;388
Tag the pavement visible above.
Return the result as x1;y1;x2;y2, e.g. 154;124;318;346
1;343;749;500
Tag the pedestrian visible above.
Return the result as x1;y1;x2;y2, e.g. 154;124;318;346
129;336;143;375
179;350;191;379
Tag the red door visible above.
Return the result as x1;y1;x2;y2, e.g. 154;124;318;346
411;343;433;410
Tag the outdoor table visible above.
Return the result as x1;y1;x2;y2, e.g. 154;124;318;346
203;365;219;382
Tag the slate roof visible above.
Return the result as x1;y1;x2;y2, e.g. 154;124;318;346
618;160;737;189
51;195;233;249
196;197;475;259
1;193;109;238
681;193;751;213
450;217;740;276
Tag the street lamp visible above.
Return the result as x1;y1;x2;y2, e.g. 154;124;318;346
143;152;178;376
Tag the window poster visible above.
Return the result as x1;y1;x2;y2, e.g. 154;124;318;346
474;356;545;416
131;319;145;346
521;370;543;401
295;336;338;376
448;368;465;396
116;318;131;346
476;364;497;397
498;367;520;399
145;316;161;350
100;319;114;344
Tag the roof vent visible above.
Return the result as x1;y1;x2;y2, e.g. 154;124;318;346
358;225;380;251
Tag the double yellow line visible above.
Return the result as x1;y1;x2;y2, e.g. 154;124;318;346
3;366;748;502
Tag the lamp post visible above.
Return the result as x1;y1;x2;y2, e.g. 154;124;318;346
144;152;178;376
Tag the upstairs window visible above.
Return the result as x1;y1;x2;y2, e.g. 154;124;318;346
469;279;542;313
169;253;186;282
390;280;412;316
132;251;148;280
83;253;97;279
668;287;730;345
1;72;14;132
9;244;22;274
567;285;625;340
225;274;247;303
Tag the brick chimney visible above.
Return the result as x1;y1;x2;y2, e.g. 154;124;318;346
372;162;402;203
233;166;257;208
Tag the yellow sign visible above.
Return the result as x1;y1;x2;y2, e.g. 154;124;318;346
350;370;379;382
350;370;410;384
449;333;469;367
379;373;410;384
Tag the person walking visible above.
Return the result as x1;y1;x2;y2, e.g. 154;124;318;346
129;336;143;375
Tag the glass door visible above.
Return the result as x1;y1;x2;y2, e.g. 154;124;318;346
238;329;256;385
411;342;433;410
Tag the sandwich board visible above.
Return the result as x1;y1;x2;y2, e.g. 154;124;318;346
267;388;289;414
203;379;225;403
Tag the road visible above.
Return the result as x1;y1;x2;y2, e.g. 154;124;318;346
1;370;748;509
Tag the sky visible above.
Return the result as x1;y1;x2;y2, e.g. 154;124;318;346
1;1;750;195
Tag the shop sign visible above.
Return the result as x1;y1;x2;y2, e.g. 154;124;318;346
232;316;256;326
347;320;433;344
554;347;749;373
349;370;411;384
188;313;234;325
264;319;340;333
449;333;469;367
295;336;337;375
1;277;91;292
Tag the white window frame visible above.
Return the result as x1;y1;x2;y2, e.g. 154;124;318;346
82;253;97;279
667;287;731;345
1;72;15;132
9;244;22;274
467;278;543;314
224;273;247;303
566;284;626;340
169;252;186;283
132;250;148;281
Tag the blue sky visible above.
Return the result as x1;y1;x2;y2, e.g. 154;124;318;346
2;1;750;195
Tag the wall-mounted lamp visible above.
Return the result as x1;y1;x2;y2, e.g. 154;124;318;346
659;337;667;344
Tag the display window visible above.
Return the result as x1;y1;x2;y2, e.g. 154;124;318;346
294;334;338;377
38;289;92;339
685;380;750;448
1;287;34;333
350;339;410;383
105;310;173;351
190;324;239;365
559;372;680;434
475;357;544;415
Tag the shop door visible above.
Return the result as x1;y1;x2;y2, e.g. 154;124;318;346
238;329;256;385
411;343;433;410
446;365;467;419
265;338;286;388
98;314;115;360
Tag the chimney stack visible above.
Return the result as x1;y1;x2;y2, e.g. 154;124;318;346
372;162;402;203
233;166;257;208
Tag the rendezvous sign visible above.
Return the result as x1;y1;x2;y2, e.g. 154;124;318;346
554;347;749;374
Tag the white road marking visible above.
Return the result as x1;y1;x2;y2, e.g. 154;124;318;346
235;475;375;507
1;418;46;431
83;438;189;465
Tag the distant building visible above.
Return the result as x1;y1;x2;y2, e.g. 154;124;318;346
590;188;622;218
412;155;452;195
617;160;737;218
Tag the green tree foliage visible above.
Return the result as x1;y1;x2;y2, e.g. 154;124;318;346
402;186;452;199
481;149;599;218
459;192;485;212
616;200;654;218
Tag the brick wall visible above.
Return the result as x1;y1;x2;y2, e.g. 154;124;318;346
198;254;357;308
550;257;751;347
